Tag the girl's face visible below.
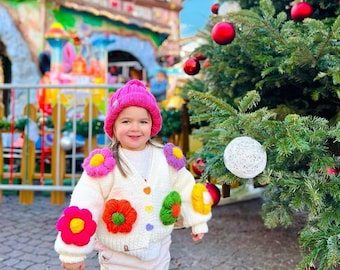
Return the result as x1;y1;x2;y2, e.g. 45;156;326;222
113;106;152;151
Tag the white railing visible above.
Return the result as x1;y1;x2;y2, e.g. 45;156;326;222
0;83;122;204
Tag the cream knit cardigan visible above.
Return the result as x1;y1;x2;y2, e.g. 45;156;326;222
54;145;212;263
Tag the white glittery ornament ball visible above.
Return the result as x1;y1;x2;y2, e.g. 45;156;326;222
223;136;267;179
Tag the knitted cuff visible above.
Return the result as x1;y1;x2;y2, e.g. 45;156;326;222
191;222;209;234
59;254;87;264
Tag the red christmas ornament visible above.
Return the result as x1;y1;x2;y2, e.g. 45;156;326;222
183;57;200;75
326;167;338;175
203;59;211;68
211;22;236;45
193;53;207;61
205;182;221;207
291;2;313;21
211;3;219;14
192;158;206;177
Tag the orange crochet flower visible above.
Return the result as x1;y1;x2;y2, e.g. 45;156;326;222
102;199;137;233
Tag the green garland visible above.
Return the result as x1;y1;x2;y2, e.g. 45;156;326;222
158;109;182;137
0;118;104;137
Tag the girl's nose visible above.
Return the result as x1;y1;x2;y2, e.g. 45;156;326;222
130;122;140;130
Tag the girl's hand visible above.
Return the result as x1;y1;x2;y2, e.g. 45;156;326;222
191;233;204;241
61;261;85;270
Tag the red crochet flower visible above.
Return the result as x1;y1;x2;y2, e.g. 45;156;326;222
102;199;137;233
56;206;97;246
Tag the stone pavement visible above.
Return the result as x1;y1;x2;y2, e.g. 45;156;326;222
0;193;304;270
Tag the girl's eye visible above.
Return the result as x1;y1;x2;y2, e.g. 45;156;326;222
122;120;129;124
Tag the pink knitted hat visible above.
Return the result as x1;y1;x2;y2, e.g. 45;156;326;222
104;79;162;138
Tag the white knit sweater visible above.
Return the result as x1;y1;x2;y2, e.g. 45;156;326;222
54;144;212;263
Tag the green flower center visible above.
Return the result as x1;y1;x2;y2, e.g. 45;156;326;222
112;212;125;225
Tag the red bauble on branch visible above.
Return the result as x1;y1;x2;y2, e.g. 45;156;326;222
203;59;211;68
211;21;236;45
291;2;313;21
192;158;206;177
205;182;221;207
211;3;219;14
326;167;338;175
193;52;207;61
183;57;200;75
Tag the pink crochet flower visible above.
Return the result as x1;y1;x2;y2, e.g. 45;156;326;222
56;206;97;246
82;148;116;177
164;143;186;171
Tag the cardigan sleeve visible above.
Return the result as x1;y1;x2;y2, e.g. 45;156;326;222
170;167;212;234
54;172;108;263
54;147;115;263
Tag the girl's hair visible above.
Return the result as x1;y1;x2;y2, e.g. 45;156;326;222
108;139;163;177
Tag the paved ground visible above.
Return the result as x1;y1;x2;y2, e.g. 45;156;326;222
0;192;304;270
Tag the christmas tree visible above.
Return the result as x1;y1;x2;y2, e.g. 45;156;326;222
181;0;340;269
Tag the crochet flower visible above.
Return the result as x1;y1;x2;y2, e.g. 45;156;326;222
191;183;213;215
103;199;137;233
160;191;182;225
164;143;186;170
56;206;97;246
82;148;116;177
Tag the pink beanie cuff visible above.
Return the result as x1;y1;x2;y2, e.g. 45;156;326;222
104;80;162;138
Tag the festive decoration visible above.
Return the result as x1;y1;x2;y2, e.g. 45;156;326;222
202;59;211;68
326;167;338;175
291;2;313;21
193;53;207;61
211;3;219;14
211;22;236;45
82;148;116;177
160;191;182;225
218;1;241;16
164;143;186;170
56;206;97;246
205;182;221;207
60;132;74;150
62;119;104;137
183;57;200;75
223;136;267;179
62;42;76;73
192;158;206;177
44;22;69;73
191;183;213;215
183;0;340;268
102;199;137;233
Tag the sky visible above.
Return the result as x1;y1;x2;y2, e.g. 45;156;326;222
179;0;215;38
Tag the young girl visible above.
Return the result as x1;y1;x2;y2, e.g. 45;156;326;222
54;80;212;270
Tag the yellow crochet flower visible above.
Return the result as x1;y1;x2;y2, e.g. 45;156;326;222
191;183;212;215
